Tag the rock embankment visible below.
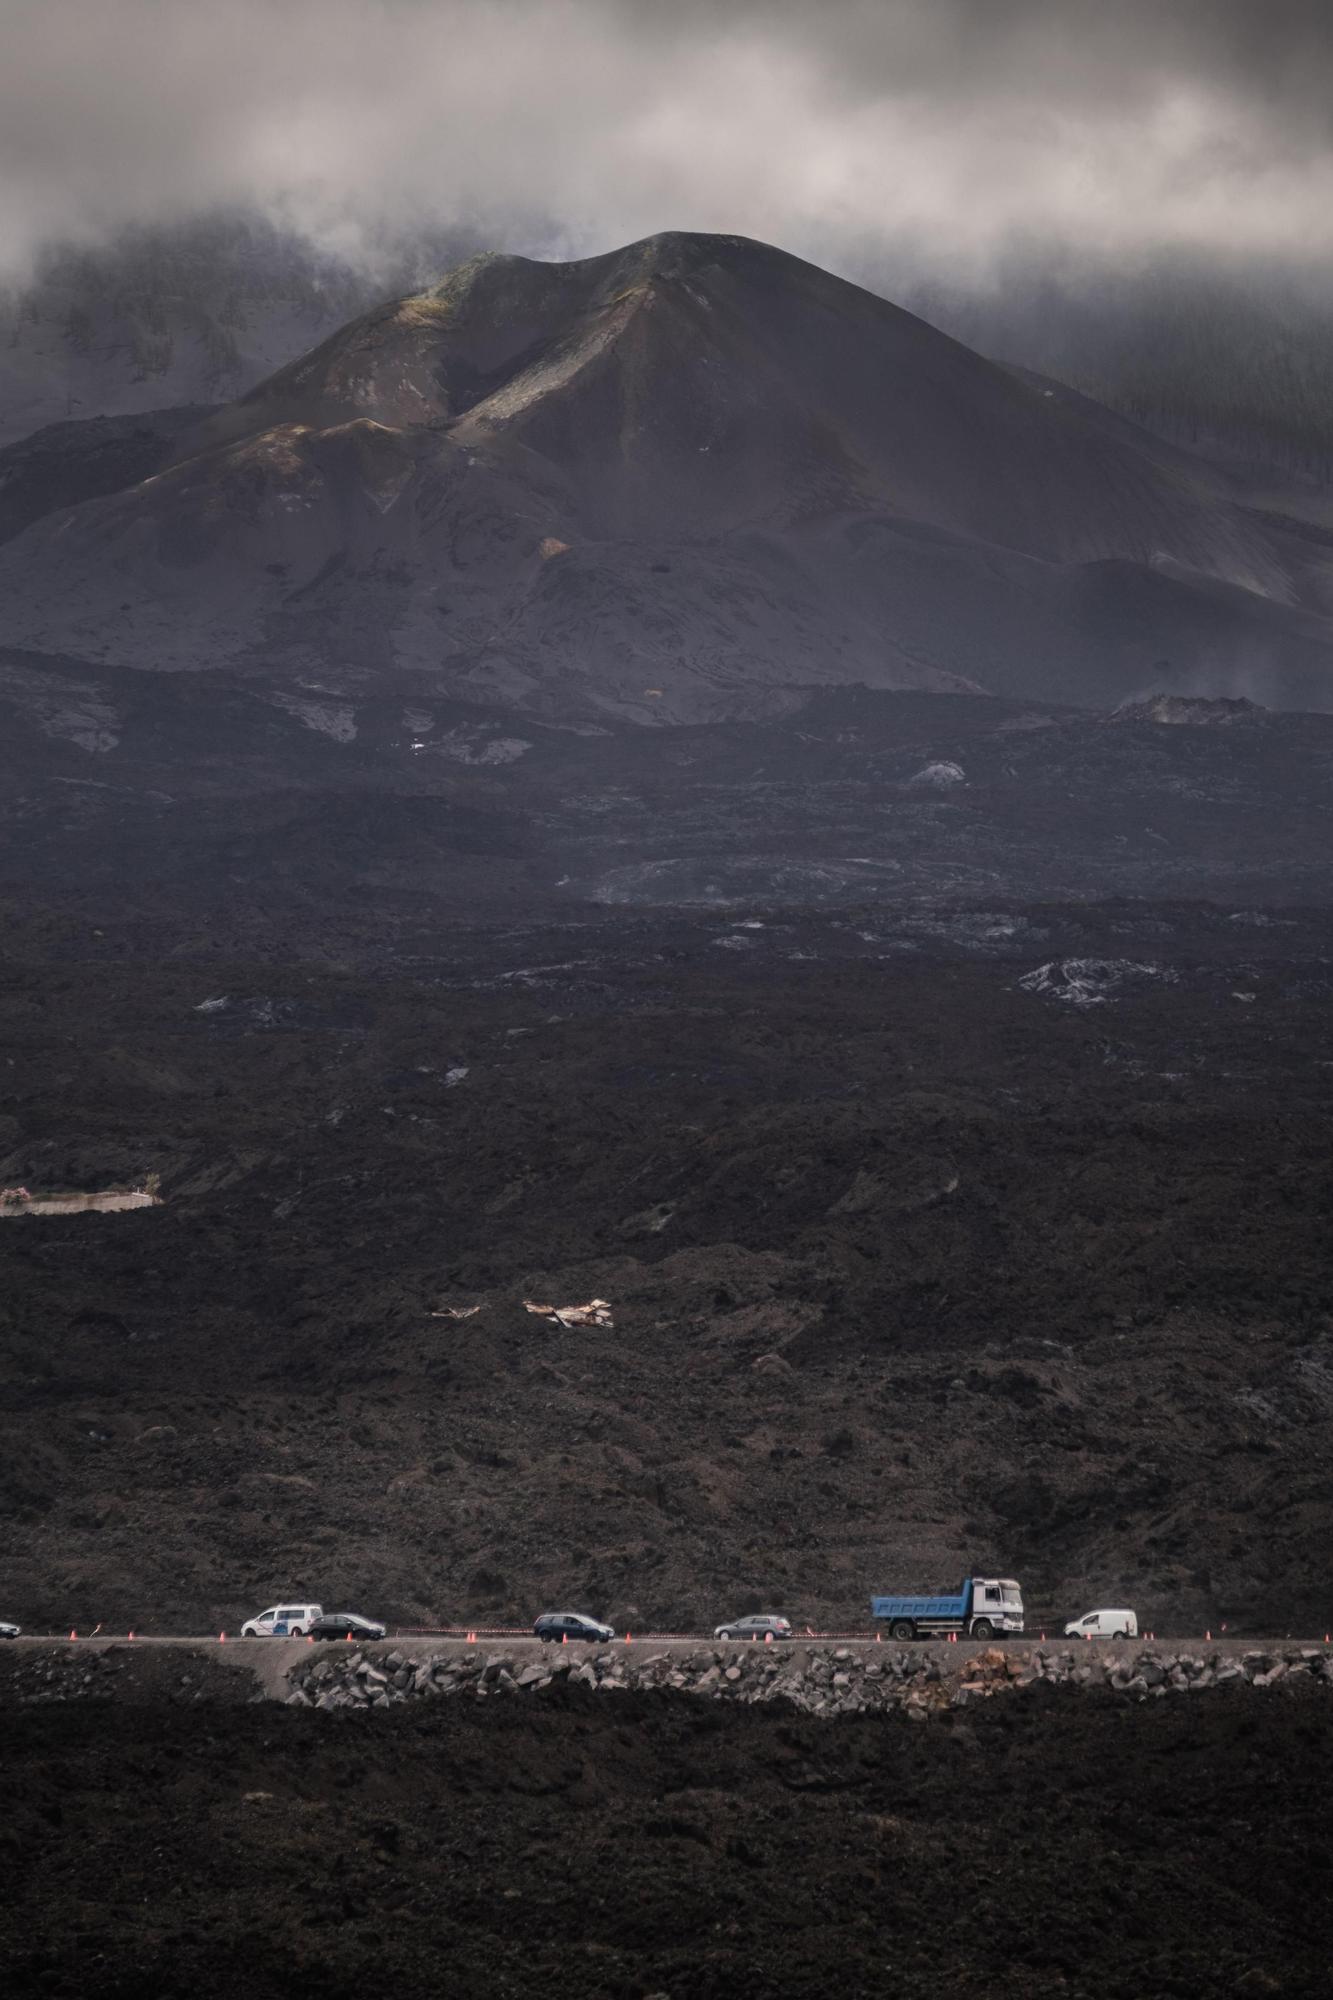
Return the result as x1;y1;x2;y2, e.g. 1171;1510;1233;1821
0;1643;258;1705
285;1643;1333;1716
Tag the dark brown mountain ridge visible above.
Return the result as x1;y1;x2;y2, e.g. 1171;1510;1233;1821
5;231;1333;717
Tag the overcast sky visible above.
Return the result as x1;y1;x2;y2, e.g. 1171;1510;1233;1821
5;0;1333;279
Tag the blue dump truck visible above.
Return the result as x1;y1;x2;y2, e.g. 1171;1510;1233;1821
870;1576;1024;1641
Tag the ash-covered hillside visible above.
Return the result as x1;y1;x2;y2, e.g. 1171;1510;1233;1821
6;232;1333;716
4;677;1333;927
2;682;1333;1637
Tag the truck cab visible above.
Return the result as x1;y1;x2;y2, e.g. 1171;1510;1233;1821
970;1578;1024;1637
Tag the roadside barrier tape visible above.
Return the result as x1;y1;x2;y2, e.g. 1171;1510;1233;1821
393;1627;531;1638
386;1627;1013;1644
19;1630;1333;1649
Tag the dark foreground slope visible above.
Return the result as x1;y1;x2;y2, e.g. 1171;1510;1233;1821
6;233;1333;713
2;1687;1331;1999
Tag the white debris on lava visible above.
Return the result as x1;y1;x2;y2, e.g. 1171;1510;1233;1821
1018;958;1178;1005
270;693;358;742
1112;694;1264;727
907;760;966;788
1;1187;159;1216
523;1298;614;1329
428;726;531;765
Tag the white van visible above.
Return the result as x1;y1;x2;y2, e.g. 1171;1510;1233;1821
1065;1607;1138;1640
241;1601;322;1638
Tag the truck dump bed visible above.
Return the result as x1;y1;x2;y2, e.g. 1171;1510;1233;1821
870;1587;969;1621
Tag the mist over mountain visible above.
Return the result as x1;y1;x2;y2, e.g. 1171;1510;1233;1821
902;248;1333;486
10;203;1333;512
0;211;481;447
7;1;1333;483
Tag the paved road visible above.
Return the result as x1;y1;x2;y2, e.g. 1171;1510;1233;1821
7;1632;1323;1657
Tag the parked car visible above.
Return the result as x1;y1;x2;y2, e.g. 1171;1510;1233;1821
533;1611;615;1644
0;1620;19;1639
714;1614;793;1641
240;1602;323;1638
1065;1607;1138;1640
308;1612;387;1643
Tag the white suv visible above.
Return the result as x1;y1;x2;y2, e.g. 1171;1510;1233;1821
241;1601;323;1638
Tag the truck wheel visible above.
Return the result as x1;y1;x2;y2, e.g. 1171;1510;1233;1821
1112;1630;1127;1640
971;1619;994;1640
890;1620;915;1642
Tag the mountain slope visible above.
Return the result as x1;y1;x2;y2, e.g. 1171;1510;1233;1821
901;249;1333;486
0;211;476;449
5;232;1333;717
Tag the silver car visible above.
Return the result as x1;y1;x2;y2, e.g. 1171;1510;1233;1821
714;1614;793;1641
0;1621;19;1640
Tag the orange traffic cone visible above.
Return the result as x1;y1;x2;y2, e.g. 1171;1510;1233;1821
128;1631;135;1642
625;1632;633;1645
219;1632;226;1643
765;1631;773;1644
346;1631;353;1642
874;1630;881;1643
561;1632;567;1645
1205;1630;1212;1642
69;1629;77;1642
467;1630;477;1644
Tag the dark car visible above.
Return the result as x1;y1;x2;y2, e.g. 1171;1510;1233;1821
714;1614;793;1641
308;1612;387;1643
533;1611;615;1644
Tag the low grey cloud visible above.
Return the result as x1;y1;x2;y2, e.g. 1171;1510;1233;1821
4;0;1332;280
